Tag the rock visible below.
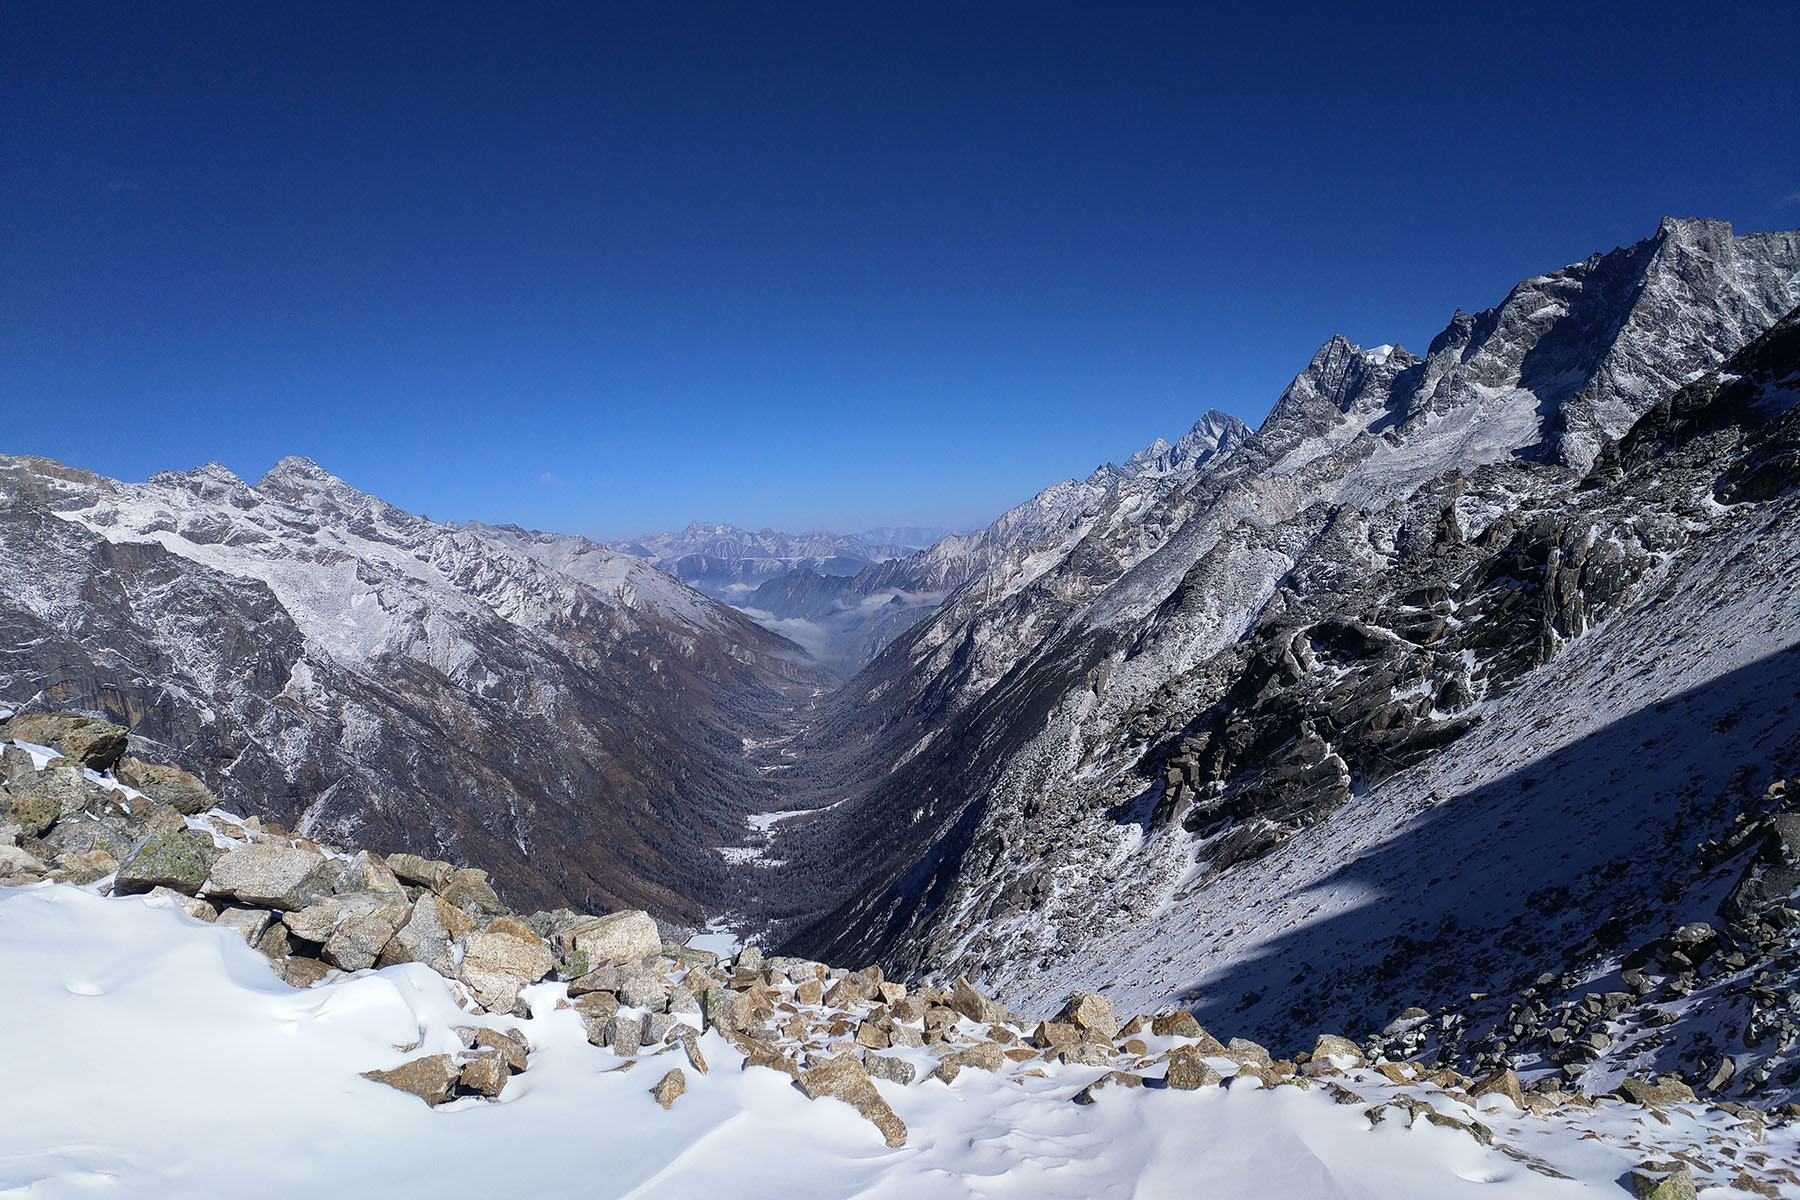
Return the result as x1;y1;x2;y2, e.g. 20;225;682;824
362;1054;460;1106
464;923;555;982
273;956;335;988
2;713;128;769
111;756;216;814
1032;1020;1082;1049
1151;1011;1202;1039
2;789;59;837
649;1067;687;1109
617;969;671;1010
458;1051;510;1098
438;867;507;915
944;1042;1005;1073
384;853;453;890
568;910;662;967
324;896;411;970
471;1027;530;1072
1;744;35;788
1617;1076;1697;1107
114;828;219;895
214;905;275;946
855;1019;891;1050
735;944;764;972
1164;1046;1224;1090
678;1032;709;1076
1224;1038;1272;1067
1630;1163;1698;1200
800;1053;907;1147
1310;1034;1364;1069
0;843;47;881
337;850;405;896
742;1044;801;1080
49;848;119;884
1471;1067;1526;1109
204;844;333;911
23;763;98;820
575;993;621;1044
642;1012;683;1044
948;976;1000;1024
864;1052;917;1085
702;986;750;1034
1057;992;1120;1040
1073;1072;1145;1104
144;885;218;921
605;1014;643;1057
378;893;474;977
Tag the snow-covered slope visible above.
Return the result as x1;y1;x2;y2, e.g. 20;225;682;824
763;220;1800;1109
6;882;1791;1198
0;455;824;920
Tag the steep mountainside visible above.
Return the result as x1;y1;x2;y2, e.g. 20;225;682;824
764;219;1800;1101
0;456;826;920
737;410;1253;672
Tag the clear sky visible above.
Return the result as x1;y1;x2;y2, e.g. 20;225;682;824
5;2;1797;539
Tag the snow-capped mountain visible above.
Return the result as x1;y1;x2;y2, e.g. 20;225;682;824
607;523;931;598
735;409;1254;672
757;218;1800;1101
0;455;826;920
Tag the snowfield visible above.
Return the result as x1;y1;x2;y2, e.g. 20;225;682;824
2;884;1793;1198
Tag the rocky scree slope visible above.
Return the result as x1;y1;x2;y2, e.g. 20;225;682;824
0;456;826;920
764;219;1800;1095
4;717;1794;1199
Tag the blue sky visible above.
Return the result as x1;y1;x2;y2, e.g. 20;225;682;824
4;2;1797;538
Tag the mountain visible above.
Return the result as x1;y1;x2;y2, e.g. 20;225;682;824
735;409;1254;672
0;455;827;921
755;218;1800;1101
607;523;931;599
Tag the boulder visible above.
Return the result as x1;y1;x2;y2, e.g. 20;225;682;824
0;843;47;882
2;789;59;837
649;1068;687;1110
1032;1020;1082;1049
320;894;412;970
1310;1034;1365;1070
864;1052;918;1085
274;956;335;988
2;713;128;769
362;1054;460;1106
569;910;663;968
472;1027;530;1072
1164;1046;1224;1090
463;924;555;982
378;893;474;977
1073;1072;1145;1104
144;885;218;921
575;993;621;1045
458;1051;510;1098
605;1014;643;1057
1151;1011;1202;1039
385;853;453;890
215;906;275;946
1;744;35;788
1617;1076;1697;1107
438;867;507;915
948;976;1001;1025
112;757;216;815
204;844;333;911
1471;1067;1526;1109
49;848;119;885
800;1053;907;1147
678;1032;709;1076
1057;992;1120;1040
114;828;219;895
1630;1164;1698;1200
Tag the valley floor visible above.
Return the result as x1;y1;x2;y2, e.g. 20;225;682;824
3;883;1792;1199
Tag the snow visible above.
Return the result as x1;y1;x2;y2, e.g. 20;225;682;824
6;882;1783;1198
